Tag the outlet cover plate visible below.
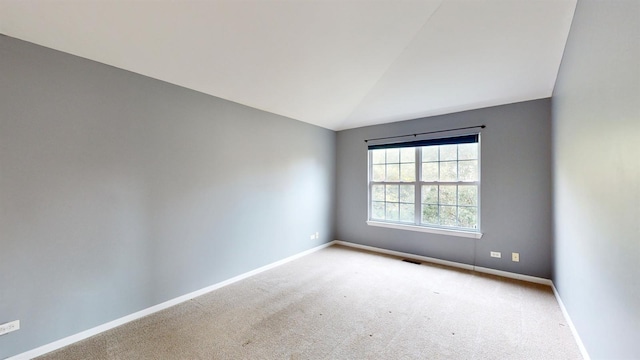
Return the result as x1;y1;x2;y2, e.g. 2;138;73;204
0;320;20;336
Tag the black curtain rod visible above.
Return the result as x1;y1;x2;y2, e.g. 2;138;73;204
364;125;486;143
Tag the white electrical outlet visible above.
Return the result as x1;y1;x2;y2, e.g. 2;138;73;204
0;320;20;336
490;251;501;258
315;232;319;239
512;252;520;262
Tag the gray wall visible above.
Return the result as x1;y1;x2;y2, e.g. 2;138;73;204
335;99;553;278
0;36;335;358
551;0;639;358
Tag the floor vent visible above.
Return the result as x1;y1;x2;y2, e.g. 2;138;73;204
402;259;421;265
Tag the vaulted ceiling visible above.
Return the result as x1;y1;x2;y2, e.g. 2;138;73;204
0;0;576;130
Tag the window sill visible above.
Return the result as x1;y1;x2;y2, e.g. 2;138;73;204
366;221;483;239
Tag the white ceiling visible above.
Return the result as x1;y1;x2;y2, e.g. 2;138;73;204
0;0;576;131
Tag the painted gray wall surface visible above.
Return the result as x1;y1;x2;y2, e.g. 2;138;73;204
0;36;335;358
551;0;639;358
335;99;553;278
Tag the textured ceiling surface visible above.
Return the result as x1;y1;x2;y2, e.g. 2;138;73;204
0;0;576;130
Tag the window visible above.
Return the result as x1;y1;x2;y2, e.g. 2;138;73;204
368;134;481;237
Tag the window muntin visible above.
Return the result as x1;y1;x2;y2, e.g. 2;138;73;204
368;139;480;232
371;183;415;222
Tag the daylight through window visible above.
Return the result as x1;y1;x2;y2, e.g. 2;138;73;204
368;134;480;233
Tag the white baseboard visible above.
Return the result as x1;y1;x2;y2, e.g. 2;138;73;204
335;240;551;285
11;240;590;360
334;240;475;271
472;266;552;285
551;283;591;360
9;241;336;360
335;240;589;359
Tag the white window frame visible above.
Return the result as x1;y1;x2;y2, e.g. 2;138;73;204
366;136;482;239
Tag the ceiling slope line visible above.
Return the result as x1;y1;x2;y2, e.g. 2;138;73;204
337;0;446;130
550;1;579;97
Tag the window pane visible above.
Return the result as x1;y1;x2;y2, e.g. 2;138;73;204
459;160;478;181
422;146;438;162
421;185;438;204
458;185;477;206
386;148;400;163
422;162;438;181
399;185;414;203
439;185;457;205
458;143;477;160
422;204;438;224
400;164;415;182
386;203;399;220
385;185;399;202
439;161;457;181
386;164;400;181
400;147;415;163
371;185;385;202
369;140;479;231
440;145;457;161
372;149;386;164
372;202;385;220
399;204;414;222
372;165;385;181
458;206;477;229
440;205;457;226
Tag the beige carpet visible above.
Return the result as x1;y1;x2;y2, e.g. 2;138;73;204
37;245;582;359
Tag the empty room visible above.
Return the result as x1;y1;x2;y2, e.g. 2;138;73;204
0;0;638;359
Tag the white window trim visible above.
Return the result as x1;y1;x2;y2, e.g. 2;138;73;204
366;220;483;239
367;135;482;236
